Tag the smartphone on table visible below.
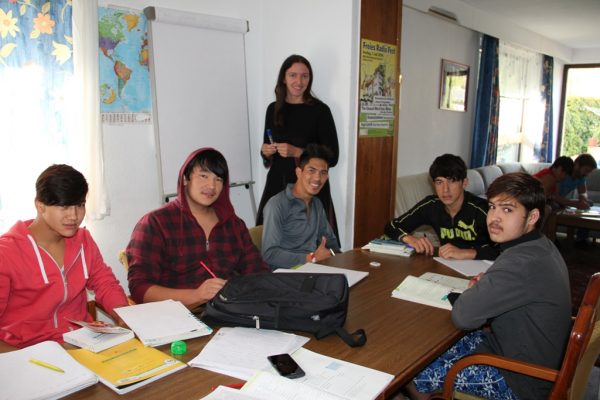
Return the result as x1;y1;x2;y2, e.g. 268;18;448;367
267;353;305;379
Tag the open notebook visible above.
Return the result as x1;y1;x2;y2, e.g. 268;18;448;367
0;340;98;400
114;299;213;347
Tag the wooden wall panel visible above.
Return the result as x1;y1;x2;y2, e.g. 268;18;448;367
353;0;402;247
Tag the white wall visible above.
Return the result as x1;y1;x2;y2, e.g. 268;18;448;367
397;4;594;178
89;0;359;292
398;6;480;176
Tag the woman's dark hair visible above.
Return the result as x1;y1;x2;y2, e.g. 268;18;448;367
35;164;88;206
486;172;546;228
273;54;319;128
183;149;229;183
429;154;467;181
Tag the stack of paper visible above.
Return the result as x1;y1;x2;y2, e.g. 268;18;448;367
68;338;186;394
189;327;309;380
273;263;368;287
0;340;98;400
114;299;212;346
361;239;414;257
63;320;134;352
391;272;469;310
241;348;394;400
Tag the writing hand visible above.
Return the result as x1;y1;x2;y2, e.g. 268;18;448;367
195;278;227;303
275;142;302;158
403;234;434;256
439;243;476;260
261;143;277;157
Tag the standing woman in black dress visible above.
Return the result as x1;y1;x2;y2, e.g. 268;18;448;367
256;54;340;241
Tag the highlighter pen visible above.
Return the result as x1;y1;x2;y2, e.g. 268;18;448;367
200;261;217;278
266;129;274;144
29;358;65;373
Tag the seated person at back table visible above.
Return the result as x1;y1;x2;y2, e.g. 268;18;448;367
384;154;498;260
406;172;571;400
126;148;268;309
262;144;340;269
533;155;574;203
557;153;597;209
0;165;128;348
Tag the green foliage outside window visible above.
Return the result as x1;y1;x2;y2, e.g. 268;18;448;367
562;97;600;157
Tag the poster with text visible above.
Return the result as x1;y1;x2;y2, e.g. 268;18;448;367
359;39;397;137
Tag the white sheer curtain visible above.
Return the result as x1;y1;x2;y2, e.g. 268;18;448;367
498;41;544;163
73;0;109;220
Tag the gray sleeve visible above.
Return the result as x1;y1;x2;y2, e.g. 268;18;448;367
317;205;340;252
261;198;307;269
451;259;530;329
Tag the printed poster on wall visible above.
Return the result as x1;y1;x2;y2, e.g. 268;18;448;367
98;7;151;124
359;39;397;137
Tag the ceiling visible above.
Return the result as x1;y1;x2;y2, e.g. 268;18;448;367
457;0;600;50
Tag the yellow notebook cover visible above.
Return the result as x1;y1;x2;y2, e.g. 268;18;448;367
68;338;186;394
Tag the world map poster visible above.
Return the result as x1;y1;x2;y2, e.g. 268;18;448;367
98;7;151;124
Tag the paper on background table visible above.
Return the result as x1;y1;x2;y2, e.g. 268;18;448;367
0;340;98;400
433;257;493;277
114;299;212;346
273;263;368;287
189;327;309;380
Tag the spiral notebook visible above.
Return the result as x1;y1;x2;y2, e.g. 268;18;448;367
114;299;213;347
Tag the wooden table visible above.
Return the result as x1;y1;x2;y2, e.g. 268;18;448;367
546;210;600;241
1;250;464;399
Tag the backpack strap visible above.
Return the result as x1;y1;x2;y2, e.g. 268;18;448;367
315;326;367;347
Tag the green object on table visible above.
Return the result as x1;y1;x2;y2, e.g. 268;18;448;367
171;340;187;355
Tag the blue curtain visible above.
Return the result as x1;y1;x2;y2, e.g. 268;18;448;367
470;35;500;168
539;55;554;162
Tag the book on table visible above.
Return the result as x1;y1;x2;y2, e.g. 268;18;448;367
63;320;134;352
361;238;415;257
0;340;98;400
114;299;213;347
68;338;186;395
391;272;469;310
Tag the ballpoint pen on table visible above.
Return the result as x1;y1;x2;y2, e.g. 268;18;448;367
200;261;217;278
29;358;65;373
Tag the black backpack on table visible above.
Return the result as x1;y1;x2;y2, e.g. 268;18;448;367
202;272;366;347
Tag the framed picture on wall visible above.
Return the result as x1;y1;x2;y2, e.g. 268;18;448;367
439;59;470;112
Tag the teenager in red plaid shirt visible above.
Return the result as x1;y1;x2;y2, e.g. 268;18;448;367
126;148;268;309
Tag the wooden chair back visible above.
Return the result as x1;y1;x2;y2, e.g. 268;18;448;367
436;272;600;400
550;272;600;398
248;225;263;251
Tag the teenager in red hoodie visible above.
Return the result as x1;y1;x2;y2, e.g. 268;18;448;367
0;165;128;348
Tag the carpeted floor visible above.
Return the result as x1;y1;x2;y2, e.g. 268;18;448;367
555;235;600;317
